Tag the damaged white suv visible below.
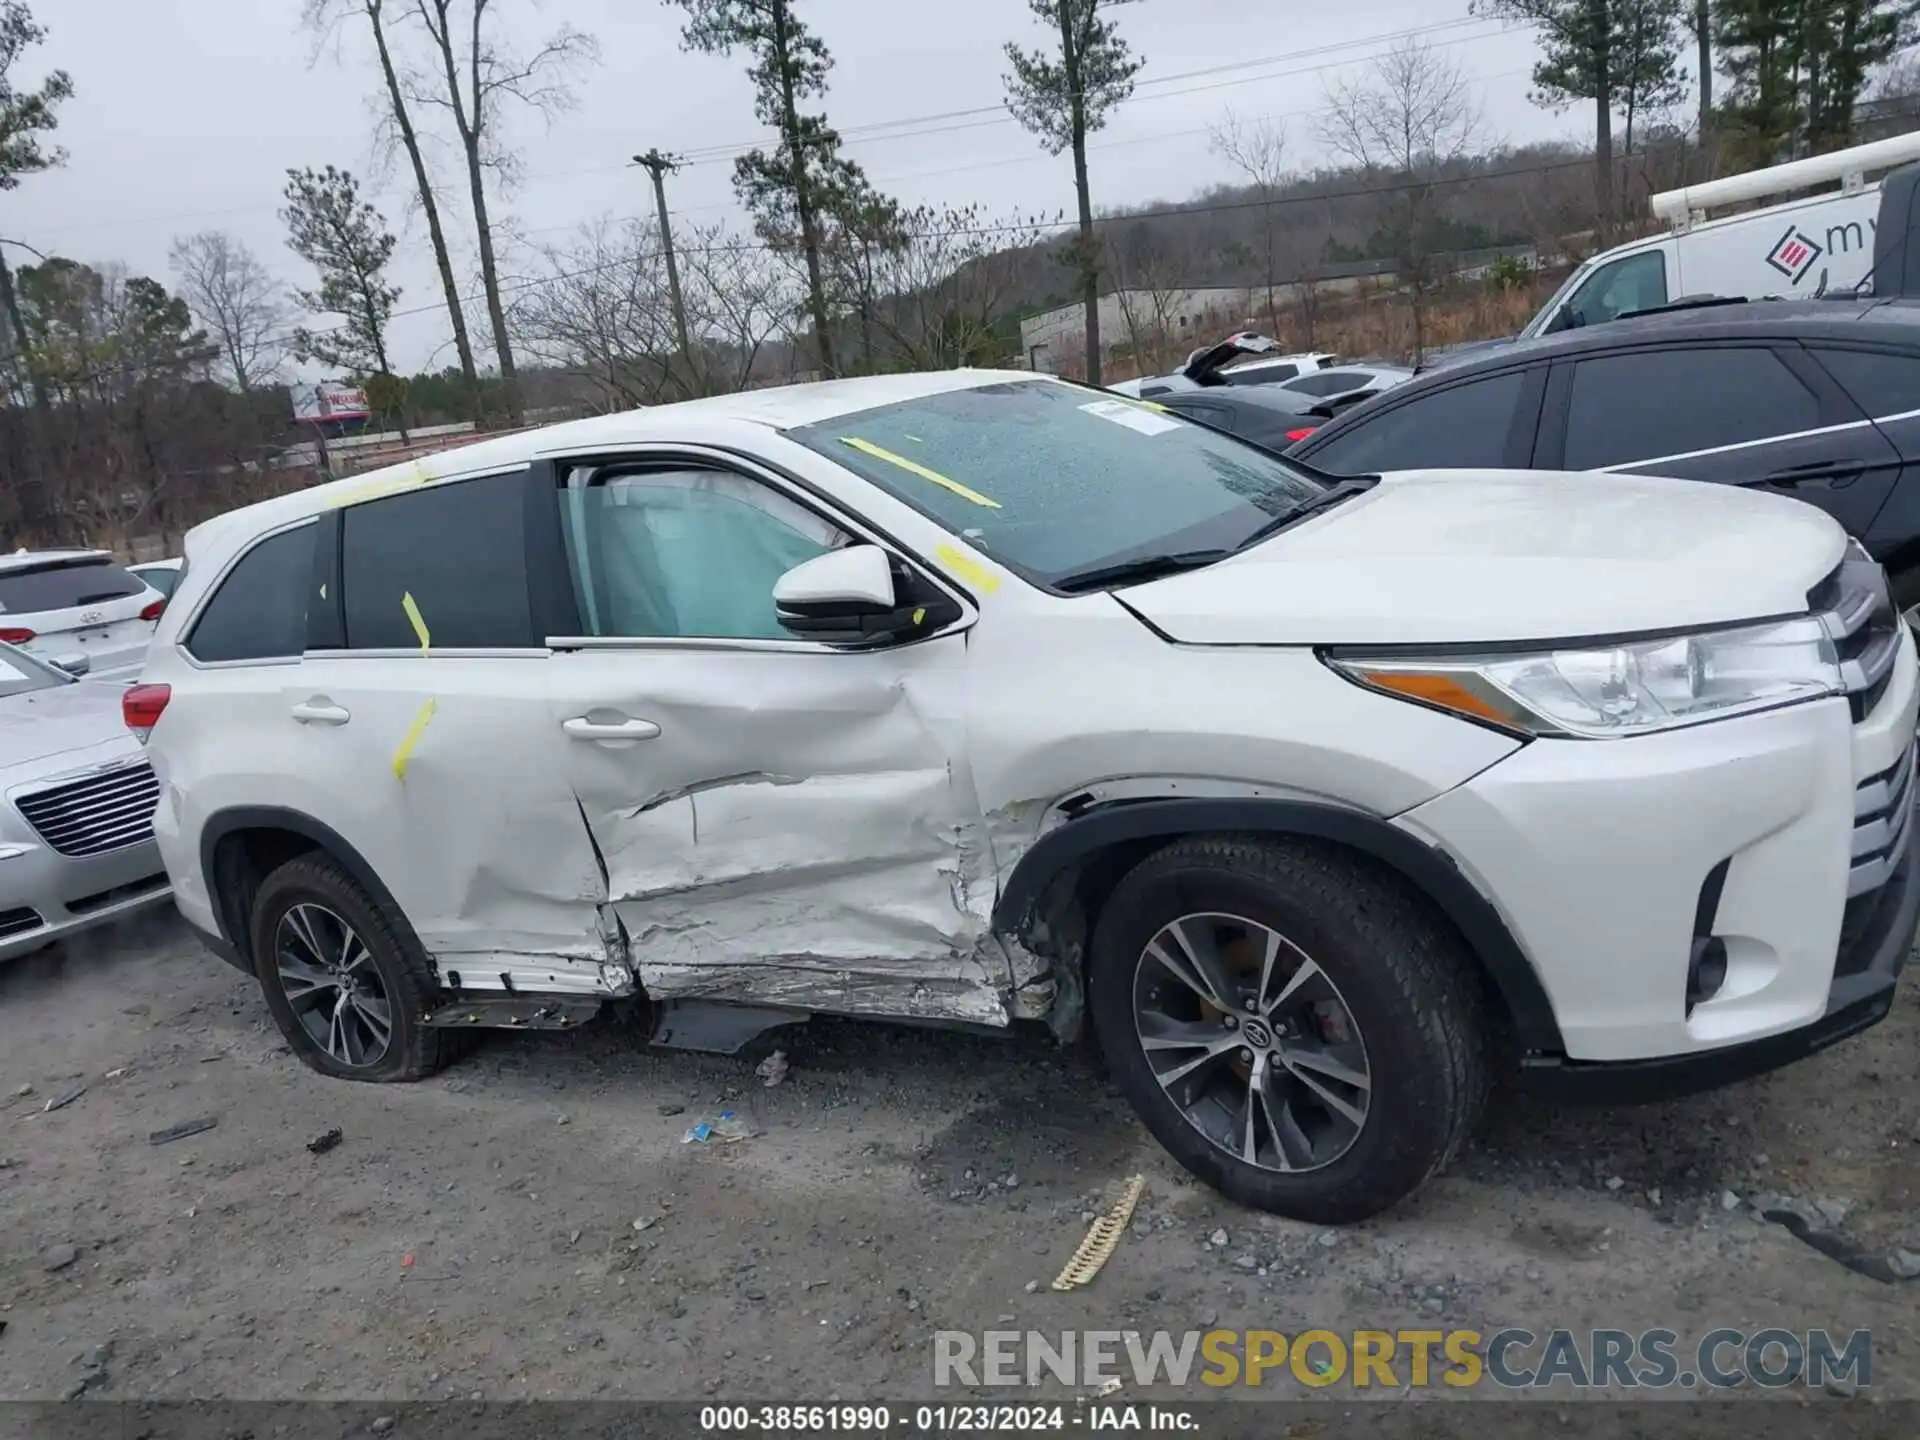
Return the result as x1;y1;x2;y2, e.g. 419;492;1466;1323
132;371;1918;1223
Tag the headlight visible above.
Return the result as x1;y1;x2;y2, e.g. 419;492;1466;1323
1330;616;1845;738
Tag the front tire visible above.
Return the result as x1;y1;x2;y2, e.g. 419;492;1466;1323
251;854;455;1082
1088;835;1489;1224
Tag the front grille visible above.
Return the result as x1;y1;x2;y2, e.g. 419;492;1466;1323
13;761;160;859
0;905;42;939
1850;736;1914;898
1808;544;1902;721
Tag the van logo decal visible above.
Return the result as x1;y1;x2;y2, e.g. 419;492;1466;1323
1767;225;1824;283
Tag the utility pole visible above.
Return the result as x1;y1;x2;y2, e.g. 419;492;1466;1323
634;149;696;395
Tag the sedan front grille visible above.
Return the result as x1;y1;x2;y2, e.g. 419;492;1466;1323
14;761;160;859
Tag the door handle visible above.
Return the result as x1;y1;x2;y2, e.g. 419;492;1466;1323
290;699;351;726
563;716;661;742
1763;461;1865;488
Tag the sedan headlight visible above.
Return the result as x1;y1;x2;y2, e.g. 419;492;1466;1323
1330;616;1845;738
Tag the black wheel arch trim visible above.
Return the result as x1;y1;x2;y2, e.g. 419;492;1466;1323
199;806;415;964
993;796;1566;1054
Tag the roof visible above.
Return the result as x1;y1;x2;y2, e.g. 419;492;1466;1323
1409;296;1920;386
187;369;1044;554
0;549;113;573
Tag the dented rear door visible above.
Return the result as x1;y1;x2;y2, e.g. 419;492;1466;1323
539;457;1007;1025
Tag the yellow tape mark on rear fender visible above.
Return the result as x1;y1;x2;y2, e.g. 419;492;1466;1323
839;437;1001;509
391;697;438;782
401;591;430;654
934;544;1001;595
1053;1174;1144;1290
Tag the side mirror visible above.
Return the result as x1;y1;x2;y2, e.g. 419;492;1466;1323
50;652;91;678
773;545;962;645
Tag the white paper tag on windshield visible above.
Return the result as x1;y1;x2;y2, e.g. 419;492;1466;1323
1080;398;1183;435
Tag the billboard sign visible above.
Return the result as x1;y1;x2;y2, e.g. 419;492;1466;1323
291;381;372;423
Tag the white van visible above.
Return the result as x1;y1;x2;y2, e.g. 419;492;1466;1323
1519;130;1920;340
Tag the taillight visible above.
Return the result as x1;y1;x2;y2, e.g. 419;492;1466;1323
122;683;171;741
0;627;33;644
1284;427;1318;443
139;599;166;622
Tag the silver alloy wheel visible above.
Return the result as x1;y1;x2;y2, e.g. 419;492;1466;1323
1133;912;1371;1173
274;902;393;1067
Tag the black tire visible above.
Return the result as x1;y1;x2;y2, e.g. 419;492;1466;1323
251;853;458;1082
1088;835;1489;1224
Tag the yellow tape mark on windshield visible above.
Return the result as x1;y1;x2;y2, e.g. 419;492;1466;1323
391;697;438;782
1131;398;1171;413
840;436;1001;509
401;591;430;654
934;544;1001;595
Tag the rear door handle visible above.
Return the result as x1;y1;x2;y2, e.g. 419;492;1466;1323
1763;461;1866;488
291;699;351;726
563;716;661;742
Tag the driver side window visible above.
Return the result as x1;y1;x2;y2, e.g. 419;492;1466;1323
558;466;853;641
1556;250;1668;329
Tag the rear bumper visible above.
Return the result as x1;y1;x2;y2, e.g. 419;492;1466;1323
1522;811;1917;1103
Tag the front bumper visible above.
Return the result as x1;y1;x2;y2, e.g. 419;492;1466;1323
0;836;171;961
1396;622;1918;1069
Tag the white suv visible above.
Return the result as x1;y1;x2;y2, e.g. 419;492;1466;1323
130;371;1919;1223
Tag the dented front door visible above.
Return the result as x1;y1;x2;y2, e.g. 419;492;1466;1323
550;639;1006;1023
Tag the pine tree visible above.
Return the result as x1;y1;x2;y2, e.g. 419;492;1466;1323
1716;0;1919;163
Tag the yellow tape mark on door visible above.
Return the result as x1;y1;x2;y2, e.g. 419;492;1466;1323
839;437;1001;509
934;543;1001;594
391;697;438;782
401;591;430;654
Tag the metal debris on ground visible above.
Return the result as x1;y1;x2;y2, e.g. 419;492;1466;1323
632;1215;659;1232
755;1050;790;1087
681;1110;751;1144
43;1086;86;1113
149;1116;217;1146
306;1127;343;1155
1052;1175;1146;1291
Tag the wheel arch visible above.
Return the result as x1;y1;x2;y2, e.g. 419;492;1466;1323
200;806;414;970
993;797;1565;1055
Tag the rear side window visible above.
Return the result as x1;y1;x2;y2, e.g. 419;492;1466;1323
1562;347;1819;470
0;558;144;613
133;566;180;599
341;470;535;649
1303;371;1527;475
186;525;315;663
1286;370;1372;397
1809;347;1920;421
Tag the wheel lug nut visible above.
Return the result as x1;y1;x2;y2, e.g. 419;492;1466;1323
1239;1048;1253;1062
1222;1015;1237;1028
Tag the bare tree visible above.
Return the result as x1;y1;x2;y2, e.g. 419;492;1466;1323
866;206;1056;370
304;0;484;422
409;0;598;426
1106;221;1192;376
1319;40;1483;364
1208;110;1289;330
168;232;288;391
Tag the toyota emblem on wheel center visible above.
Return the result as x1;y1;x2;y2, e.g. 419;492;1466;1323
1766;225;1825;283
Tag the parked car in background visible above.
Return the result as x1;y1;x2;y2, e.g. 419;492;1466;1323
1276;363;1414;400
0;551;166;681
128;558;185;599
134;369;1915;1224
1110;336;1339;396
0;641;169;961
1151;376;1386;449
1290;296;1920;622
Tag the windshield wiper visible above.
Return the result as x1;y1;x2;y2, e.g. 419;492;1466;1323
1233;477;1377;552
1051;549;1236;594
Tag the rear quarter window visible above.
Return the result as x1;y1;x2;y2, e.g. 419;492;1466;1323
1808;347;1920;421
0;558;145;613
186;524;316;663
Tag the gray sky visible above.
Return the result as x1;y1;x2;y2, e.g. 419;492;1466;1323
28;0;1581;373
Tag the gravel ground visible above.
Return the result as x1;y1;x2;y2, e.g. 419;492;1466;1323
0;909;1916;1407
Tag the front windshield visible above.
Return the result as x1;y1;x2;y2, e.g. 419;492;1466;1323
0;644;68;699
1520;259;1593;338
786;379;1330;588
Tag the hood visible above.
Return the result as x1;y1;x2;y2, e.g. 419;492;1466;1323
1118;469;1848;647
0;679;140;777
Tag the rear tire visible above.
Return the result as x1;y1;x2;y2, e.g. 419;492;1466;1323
251;854;456;1082
1088;835;1488;1224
